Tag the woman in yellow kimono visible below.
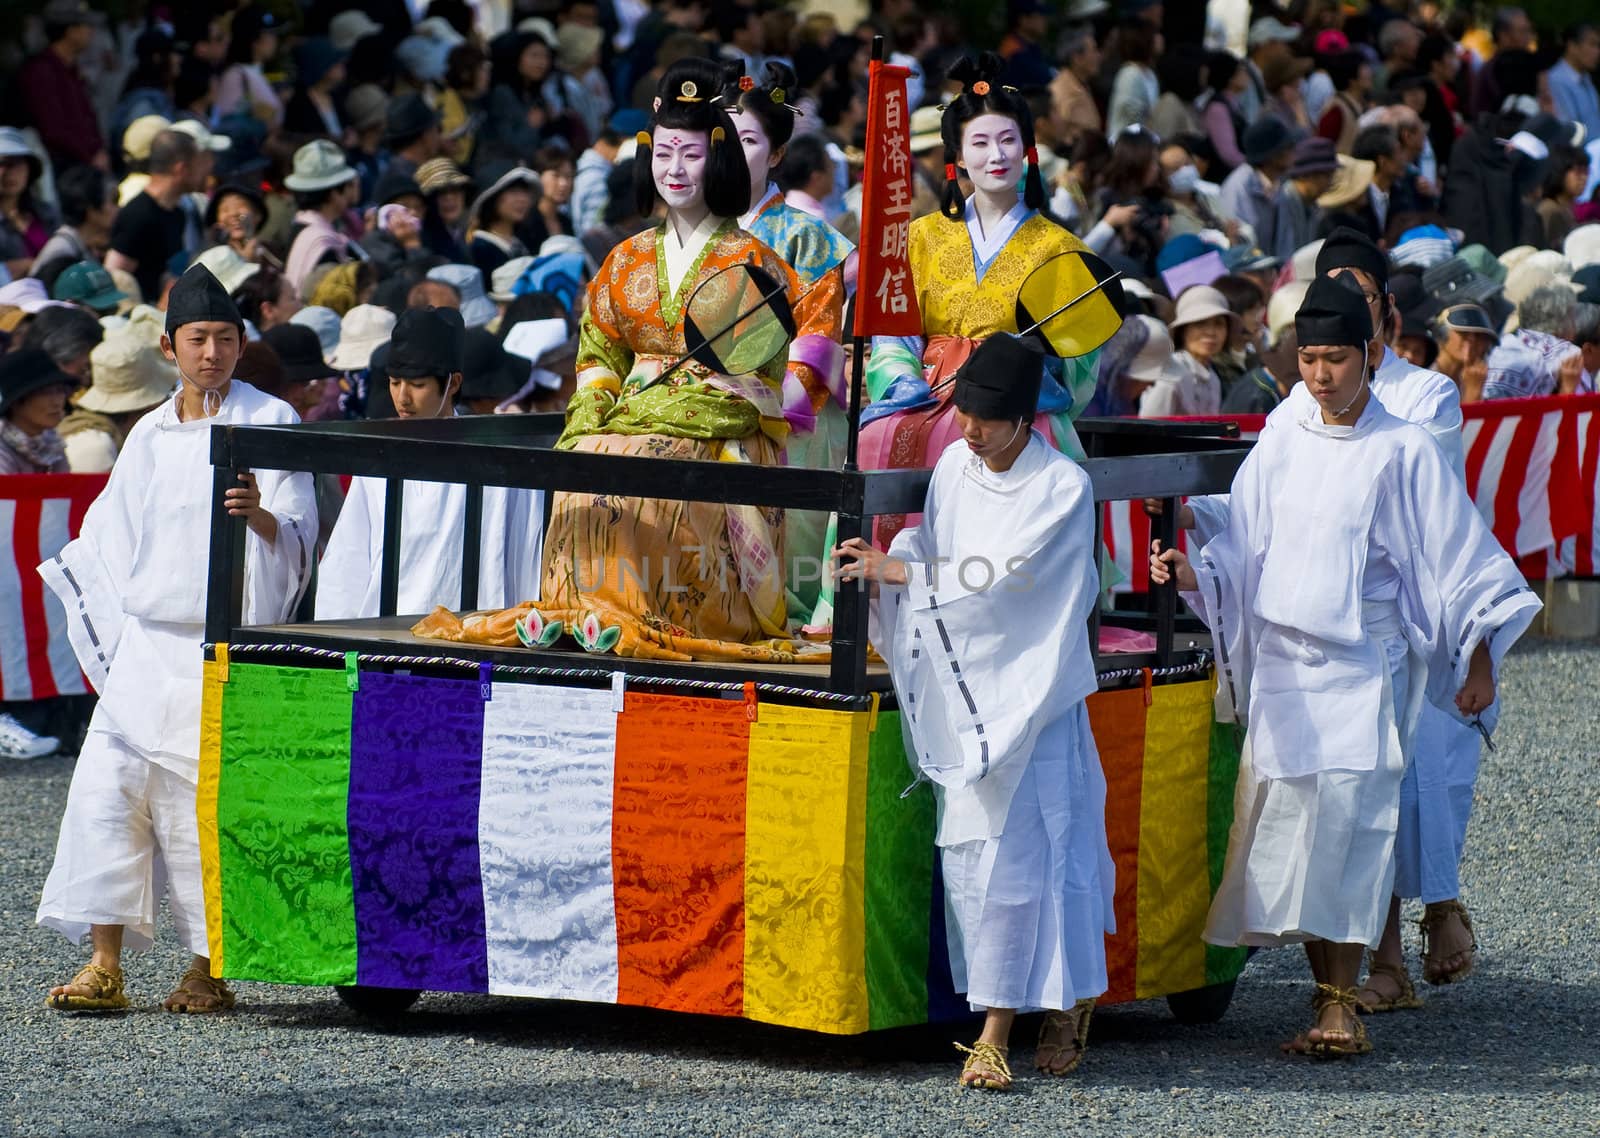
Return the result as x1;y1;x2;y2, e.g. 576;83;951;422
858;53;1101;551
418;58;813;663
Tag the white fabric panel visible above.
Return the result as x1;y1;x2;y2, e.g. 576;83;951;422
479;683;620;1002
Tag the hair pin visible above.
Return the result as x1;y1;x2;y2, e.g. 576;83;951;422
739;75;756;92
652;96;661;112
945;163;958;181
971;80;991;96
770;87;787;105
636;130;652;146
678;79;702;102
711;125;725;143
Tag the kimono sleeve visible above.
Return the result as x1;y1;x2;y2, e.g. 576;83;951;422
575;249;634;394
314;476;380;620
247;462;317;624
1394;431;1541;725
1188;444;1270;726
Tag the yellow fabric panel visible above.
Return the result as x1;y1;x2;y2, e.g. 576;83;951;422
1134;681;1214;999
742;704;871;1033
196;659;226;971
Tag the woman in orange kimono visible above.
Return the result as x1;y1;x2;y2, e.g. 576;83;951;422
417;59;814;662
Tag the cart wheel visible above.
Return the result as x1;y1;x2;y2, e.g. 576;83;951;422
1165;979;1236;1024
334;985;421;1017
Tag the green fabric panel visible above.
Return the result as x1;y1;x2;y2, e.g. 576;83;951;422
863;711;936;1029
1204;718;1249;986
217;664;357;984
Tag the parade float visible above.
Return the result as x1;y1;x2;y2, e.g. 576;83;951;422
193;408;1255;1031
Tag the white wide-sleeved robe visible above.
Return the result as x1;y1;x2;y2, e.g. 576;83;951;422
315;477;543;620
1189;397;1538;948
870;433;1115;1011
36;381;317;951
1190;347;1485;903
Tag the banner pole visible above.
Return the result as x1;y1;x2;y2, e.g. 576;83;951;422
844;35;885;474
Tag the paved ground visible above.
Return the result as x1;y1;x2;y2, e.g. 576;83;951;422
2;640;1597;1137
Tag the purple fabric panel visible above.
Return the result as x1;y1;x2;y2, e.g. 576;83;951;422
349;671;488;992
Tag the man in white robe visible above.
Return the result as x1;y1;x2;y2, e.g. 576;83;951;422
1187;229;1485;1008
836;333;1114;1091
315;306;544;620
1153;275;1539;1058
36;264;317;1014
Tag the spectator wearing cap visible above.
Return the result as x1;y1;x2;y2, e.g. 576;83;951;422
467;166;540;280
427;264;496;328
0;129;54;281
53;262;128;317
1548;24;1600;144
382;94;444;184
284;37;350;140
32;166;116;276
1271;137;1339;263
1199;52;1251;174
1145;285;1239;416
0;349;77;474
329;10;383;54
1261;52;1315;133
216;5;285;130
1240;16;1301;127
416;157;475;262
558;22;613;144
1315;51;1371;156
1220;117;1298;261
106;131;208;304
19;0;108;175
1050;28;1104;147
59;306;176;472
1107;20;1160;140
284;142;367;298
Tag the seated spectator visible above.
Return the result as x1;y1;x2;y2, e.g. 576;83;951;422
1315;51;1370;154
1143;285;1238;416
416;157;475;262
1261;53;1314;133
382;94;444;183
60;306;175;473
571;117;634;237
284;142;365;298
235;264;302;332
260;324;337;420
1484;285;1584;399
1210;273;1269;391
52;261;128;318
467;165;540;279
31;166;117;274
777;134;837;221
581;158;655;266
0;349;75;475
1537;146;1591;251
439;44;492;168
1222;326;1299;412
283;37;348;139
0;129;54;282
204;181;276;268
1220;117;1297;260
19;304;103;382
534;146;577;240
1271;138;1339;263
215;5;286;131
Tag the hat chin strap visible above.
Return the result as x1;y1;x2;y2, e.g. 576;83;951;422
1331;356;1369;419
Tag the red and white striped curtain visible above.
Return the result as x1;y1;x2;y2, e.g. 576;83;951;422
0;473;107;701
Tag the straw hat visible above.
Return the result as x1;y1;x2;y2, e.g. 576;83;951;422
416;157;473;197
1169;285;1242;335
191;245;261;297
80;307;177;414
1122;316;1186;385
1316;156;1375;210
327;304;396;371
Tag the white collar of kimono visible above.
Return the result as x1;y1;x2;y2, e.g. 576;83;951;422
964;195;1032;281
163;381;235;427
962;430;1047;490
1298;383;1380;438
662;211;725;296
738;183;782;230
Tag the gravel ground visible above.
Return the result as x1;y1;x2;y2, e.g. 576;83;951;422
2;640;1597;1137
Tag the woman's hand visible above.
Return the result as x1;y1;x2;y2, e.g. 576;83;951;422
1103;202;1141;231
225;471;279;544
832;537;907;597
1149;539;1196;591
1455;641;1496;717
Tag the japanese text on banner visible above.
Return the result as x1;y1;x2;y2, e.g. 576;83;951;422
853;60;922;338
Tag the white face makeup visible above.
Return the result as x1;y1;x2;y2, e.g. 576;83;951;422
960;113;1024;197
652;129;710;212
730;108;776;211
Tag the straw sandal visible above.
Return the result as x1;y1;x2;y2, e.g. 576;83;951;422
1419;900;1477;986
1036;998;1095;1075
955;1040;1013;1090
1355;957;1423;1014
1305;984;1372;1059
47;963;129;1012
162;963;236;1014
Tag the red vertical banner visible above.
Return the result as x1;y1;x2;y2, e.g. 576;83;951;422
852;59;922;338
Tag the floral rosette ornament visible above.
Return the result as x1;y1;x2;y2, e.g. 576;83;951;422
514;607;564;649
571;611;622;654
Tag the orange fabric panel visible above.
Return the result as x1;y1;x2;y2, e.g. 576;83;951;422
1087;686;1147;1004
612;693;751;1015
